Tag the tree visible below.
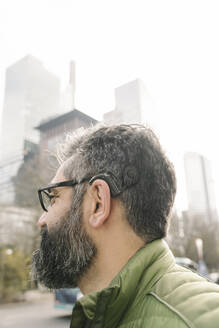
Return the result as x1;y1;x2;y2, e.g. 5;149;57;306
0;247;30;303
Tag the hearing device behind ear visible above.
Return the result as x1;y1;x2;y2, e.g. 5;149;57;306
89;173;122;197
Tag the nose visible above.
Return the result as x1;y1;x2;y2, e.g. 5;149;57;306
38;212;47;228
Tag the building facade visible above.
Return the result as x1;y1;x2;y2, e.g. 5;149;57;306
36;109;98;168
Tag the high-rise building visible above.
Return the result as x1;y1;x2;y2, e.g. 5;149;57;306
104;79;147;124
0;55;62;203
184;152;217;222
60;61;76;112
0;55;61;160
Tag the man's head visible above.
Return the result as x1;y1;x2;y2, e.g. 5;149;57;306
59;123;176;241
32;123;176;290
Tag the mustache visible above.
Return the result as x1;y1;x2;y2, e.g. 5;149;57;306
40;225;48;235
32;225;48;259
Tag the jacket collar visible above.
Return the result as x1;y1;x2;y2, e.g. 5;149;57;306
70;239;175;328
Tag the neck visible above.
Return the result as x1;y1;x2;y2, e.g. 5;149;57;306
78;228;145;295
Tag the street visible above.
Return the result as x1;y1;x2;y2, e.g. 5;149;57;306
0;292;72;328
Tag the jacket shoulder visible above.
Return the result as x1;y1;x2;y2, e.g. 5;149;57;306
151;264;219;328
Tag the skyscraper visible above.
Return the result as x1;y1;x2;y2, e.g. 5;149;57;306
60;61;76;113
184;152;217;222
104;79;145;124
0;55;61;160
0;55;61;203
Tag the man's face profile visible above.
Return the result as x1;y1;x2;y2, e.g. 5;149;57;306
32;169;97;289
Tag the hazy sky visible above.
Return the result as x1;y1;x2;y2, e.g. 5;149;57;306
1;0;219;211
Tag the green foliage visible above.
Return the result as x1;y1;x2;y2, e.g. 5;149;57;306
0;248;30;303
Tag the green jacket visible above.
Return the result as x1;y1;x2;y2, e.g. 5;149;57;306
70;239;219;327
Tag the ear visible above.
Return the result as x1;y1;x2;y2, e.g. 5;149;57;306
88;179;111;228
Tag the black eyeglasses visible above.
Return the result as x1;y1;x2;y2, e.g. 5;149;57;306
38;177;91;212
37;173;123;212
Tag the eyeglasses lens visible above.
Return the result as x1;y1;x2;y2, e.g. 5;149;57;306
41;191;51;211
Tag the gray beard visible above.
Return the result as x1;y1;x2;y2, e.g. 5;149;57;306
32;206;97;289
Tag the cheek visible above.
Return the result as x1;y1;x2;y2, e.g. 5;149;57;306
43;209;63;231
58;189;73;213
47;202;72;230
45;190;73;230
46;216;59;231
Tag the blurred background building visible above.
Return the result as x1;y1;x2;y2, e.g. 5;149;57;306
184;152;217;222
0;56;77;204
0;55;61;160
36;109;98;166
104;79;144;124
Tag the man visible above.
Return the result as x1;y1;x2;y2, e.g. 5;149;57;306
33;124;219;327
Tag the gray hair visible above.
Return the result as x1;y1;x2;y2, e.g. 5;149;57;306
58;123;176;242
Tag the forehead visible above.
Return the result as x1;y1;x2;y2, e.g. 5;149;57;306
51;164;67;184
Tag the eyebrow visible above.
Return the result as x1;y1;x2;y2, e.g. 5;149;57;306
47;187;59;195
